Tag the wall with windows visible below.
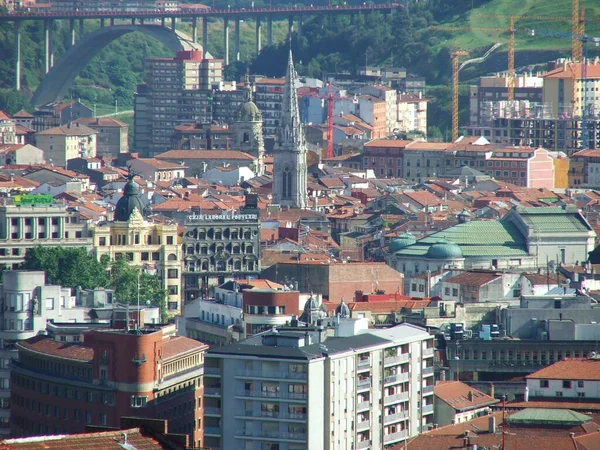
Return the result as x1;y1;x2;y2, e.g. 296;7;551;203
527;378;597;399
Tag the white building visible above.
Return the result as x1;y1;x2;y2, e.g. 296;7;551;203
201;165;255;186
34;123;97;167
203;323;435;450
433;381;499;426
526;357;600;400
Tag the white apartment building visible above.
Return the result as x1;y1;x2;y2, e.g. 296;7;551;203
203;322;435;450
397;93;428;137
526;357;600;400
0;271;91;435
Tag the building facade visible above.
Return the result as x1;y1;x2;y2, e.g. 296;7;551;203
10;325;208;448
73;117;129;157
35;123;97;167
203;323;435;450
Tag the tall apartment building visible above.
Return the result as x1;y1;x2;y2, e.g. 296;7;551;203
134;50;225;157
10;324;209;447
353;85;398;135
0;270;92;436
0;200;93;270
203;322;435;450
397;93;428;137
253;77;285;137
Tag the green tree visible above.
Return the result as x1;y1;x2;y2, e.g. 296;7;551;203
20;247;110;289
0;89;31;115
109;257;168;322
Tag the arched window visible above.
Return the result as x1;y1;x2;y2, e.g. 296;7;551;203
283;167;292;199
168;253;177;261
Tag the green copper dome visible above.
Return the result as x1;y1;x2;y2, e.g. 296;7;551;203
115;173;145;222
390;232;417;252
426;239;463;259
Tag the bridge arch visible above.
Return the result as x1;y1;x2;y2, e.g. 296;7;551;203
32;24;200;107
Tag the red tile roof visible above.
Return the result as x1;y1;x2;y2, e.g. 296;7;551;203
36;124;97;136
542;62;600;80
18;336;93;362
526;358;600;381
161;336;208;360
365;139;412;148
445;271;501;287
0;428;166;449
434;381;499;411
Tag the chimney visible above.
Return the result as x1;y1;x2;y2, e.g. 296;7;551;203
468;391;474;402
488;416;496;433
489;382;495;398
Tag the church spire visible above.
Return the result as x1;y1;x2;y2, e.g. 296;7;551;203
279;49;306;154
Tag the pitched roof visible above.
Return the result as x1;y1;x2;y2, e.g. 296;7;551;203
156;150;254;160
17;336;93;362
12;109;34;118
445;271;501;287
36;124;97;136
135;158;185;170
161;335;208;360
526;358;600;381
542;62;600;80
365;139;412;148
74;117;127;127
434;381;499;411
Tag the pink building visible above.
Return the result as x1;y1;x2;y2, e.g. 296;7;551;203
485;147;554;188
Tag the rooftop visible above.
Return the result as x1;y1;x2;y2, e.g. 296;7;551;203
434;381;499;412
526;358;600;381
156;149;254;160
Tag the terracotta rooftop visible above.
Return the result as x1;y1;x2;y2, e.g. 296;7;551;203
572;149;600;158
12;109;34;118
161;335;208;361
36;123;97;136
542;62;600;80
156;149;254;160
445;271;502;287
0;428;166;449
526;358;600;381
434;381;499;411
17;336;93;362
0;110;11;121
135;158;186;170
74;117;127;127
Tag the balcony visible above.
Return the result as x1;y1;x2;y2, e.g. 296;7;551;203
204;387;221;396
204;407;221;416
384;353;409;366
236;410;307;421
423;385;434;394
422;404;434;415
383;430;408;443
235;430;306;442
357;401;370;411
357;358;371;370
205;367;221;376
235;390;307;401
357;420;370;431
356;439;371;449
384;411;409;424
236;369;307;381
357;378;371;390
423;348;434;358
384;391;409;405
423;366;434;376
384;372;409;385
204;426;221;436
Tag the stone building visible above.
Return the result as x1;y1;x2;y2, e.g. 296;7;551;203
92;173;183;315
74;117;128;157
35;123;97;167
182;196;261;303
155;149;255;178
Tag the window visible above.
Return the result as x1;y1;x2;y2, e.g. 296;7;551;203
563;380;572;389
168;269;178;279
166;236;174;245
168;301;178;311
540;380;549;388
578;392;586;398
452;288;458;296
100;412;107;426
46;298;55;310
578;381;584;388
130;396;147;408
556;391;563;397
86;411;92;425
168;285;178;295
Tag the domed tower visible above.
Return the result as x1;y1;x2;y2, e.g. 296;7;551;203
233;73;265;175
115;170;145;222
457;209;472;224
335;298;350;318
390;232;417;253
426;239;463;261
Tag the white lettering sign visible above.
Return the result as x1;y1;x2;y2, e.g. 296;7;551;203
187;213;258;222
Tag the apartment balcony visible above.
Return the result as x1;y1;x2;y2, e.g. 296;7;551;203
423;385;434;395
204;426;221;436
236;369;307;381
423;366;434;376
235;430;306;442
204;387;221;397
383;430;409;444
236;410;307;421
357;378;371;390
357;401;371;411
384;411;409;424
357;420;370;431
356;439;371;449
423;348;434;358
384;353;409;367
204;407;221;416
384;391;409;405
422;404;434;415
235;390;308;401
384;372;409;385
205;367;221;376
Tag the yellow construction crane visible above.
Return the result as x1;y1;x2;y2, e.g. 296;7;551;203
452;46;469;142
430;20;516;101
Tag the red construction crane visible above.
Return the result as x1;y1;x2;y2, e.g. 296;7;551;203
326;81;335;159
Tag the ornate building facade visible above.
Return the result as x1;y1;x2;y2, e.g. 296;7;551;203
272;50;308;209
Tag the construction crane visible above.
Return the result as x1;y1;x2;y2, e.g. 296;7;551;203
452;46;469;142
430;21;515;100
529;28;600;149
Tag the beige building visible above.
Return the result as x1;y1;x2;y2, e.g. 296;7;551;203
542;61;600;118
35;123;97;167
0;144;45;165
92;176;183;315
353;84;398;134
74;117;128;157
0;200;93;270
397;93;428;137
128;157;186;182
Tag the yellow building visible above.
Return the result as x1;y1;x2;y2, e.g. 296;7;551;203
93;175;182;315
552;155;570;189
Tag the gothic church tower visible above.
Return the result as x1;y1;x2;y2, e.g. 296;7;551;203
272;50;308;209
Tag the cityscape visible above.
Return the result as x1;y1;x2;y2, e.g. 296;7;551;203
0;0;599;449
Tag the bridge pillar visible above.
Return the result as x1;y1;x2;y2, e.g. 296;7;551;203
69;19;76;46
100;18;105;27
79;19;84;39
15;20;21;91
110;18;114;26
298;16;302;37
171;17;176;31
223;17;230;66
234;17;240;62
288;15;293;35
43;19;51;74
161;17;166;27
267;15;272;47
131;17;135;26
192;17;198;43
202;18;208;51
255;16;261;54
140;18;145;25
